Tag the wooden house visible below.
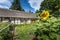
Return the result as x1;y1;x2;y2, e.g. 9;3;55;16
0;8;37;24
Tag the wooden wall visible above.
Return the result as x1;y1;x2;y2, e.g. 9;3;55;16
0;17;31;24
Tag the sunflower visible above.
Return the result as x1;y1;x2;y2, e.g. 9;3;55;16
40;10;50;20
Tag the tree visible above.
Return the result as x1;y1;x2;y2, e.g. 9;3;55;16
36;0;60;17
10;0;24;11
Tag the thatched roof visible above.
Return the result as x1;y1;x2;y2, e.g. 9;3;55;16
0;8;37;19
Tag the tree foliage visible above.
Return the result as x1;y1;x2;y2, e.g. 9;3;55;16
10;0;24;11
36;0;60;17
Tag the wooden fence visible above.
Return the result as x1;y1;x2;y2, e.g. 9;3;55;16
0;23;15;40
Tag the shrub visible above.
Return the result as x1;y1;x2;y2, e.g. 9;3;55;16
1;29;13;40
0;23;14;40
34;16;60;40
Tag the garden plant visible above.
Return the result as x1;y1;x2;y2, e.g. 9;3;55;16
34;10;60;40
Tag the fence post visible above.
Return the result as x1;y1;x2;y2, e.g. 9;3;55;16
9;24;15;40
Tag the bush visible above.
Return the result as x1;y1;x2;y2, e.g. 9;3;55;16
0;23;14;40
34;16;60;40
1;29;13;40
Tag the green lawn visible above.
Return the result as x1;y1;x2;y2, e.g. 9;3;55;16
15;23;38;40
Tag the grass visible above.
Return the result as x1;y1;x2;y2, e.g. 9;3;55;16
0;22;10;30
15;23;38;40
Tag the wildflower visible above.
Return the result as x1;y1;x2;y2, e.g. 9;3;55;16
40;10;50;20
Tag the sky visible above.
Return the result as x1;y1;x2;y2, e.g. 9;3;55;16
0;0;43;13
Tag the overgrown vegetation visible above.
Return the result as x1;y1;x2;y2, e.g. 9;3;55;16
0;22;9;30
34;16;60;40
0;22;13;40
15;23;39;40
35;0;60;39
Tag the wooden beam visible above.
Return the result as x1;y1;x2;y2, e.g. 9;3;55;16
9;18;11;22
17;18;18;24
20;19;21;24
1;17;2;22
14;18;15;24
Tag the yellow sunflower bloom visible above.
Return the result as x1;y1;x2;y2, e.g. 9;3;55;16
40;10;50;20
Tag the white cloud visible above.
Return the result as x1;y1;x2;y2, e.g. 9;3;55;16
0;5;9;9
0;0;11;9
28;0;43;11
0;0;8;3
